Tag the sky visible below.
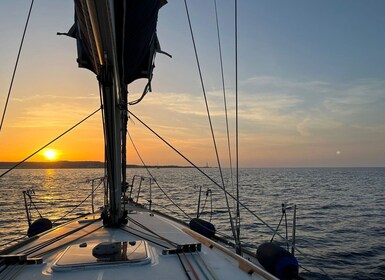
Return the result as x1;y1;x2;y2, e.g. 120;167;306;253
0;0;385;167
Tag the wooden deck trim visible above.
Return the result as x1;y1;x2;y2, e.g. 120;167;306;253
182;227;277;280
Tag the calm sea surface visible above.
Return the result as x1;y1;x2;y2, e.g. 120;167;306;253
0;167;384;279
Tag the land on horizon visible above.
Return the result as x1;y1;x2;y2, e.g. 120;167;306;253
0;161;194;169
0;161;383;170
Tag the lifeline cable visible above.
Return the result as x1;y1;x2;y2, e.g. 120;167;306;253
0;0;35;133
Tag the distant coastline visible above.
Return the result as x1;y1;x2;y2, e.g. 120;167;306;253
0;162;382;169
0;161;193;169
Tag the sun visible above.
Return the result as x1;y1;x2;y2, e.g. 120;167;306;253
43;149;57;161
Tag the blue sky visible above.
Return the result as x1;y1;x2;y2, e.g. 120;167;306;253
0;1;385;167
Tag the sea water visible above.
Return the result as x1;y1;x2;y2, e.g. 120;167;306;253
0;167;384;279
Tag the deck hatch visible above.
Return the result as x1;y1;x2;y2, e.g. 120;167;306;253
52;240;150;271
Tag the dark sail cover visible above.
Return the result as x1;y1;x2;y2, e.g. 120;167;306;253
68;0;99;74
69;0;165;85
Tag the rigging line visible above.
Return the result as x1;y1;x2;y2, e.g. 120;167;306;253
21;220;99;256
213;0;235;207
127;109;284;241
126;216;178;247
196;253;218;280
7;263;27;280
33;225;104;258
151;202;186;220
98;81;109;208
0;107;101;179
0;0;35;133
127;131;192;219
52;180;103;225
198;193;208;218
152;201;234;243
0;235;28;248
29;196;42;219
234;0;241;253
177;253;193;280
119;227;169;249
270;212;284;242
129;110;331;276
190;253;210;280
183;0;237;246
183;253;201;280
284;208;289;251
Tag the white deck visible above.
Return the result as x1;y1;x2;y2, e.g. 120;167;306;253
0;207;277;280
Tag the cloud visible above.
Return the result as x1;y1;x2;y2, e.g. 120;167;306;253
240;76;385;139
3;91;100;129
9;102;100;128
133;77;385;145
7;75;378;166
12;94;99;103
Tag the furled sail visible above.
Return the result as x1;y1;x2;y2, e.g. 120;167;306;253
65;0;166;227
68;0;166;85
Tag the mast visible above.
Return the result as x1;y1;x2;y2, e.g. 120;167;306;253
70;0;163;227
85;0;124;226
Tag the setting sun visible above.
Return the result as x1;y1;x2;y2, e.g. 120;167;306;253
43;149;58;161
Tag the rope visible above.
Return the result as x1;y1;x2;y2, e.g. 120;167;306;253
183;253;200;280
6;263;27;280
119;227;169;249
177;253;192;280
127;131;191;219
213;0;235;207
198;189;212;221
126;216;178;248
0;235;27;248
152;201;235;244
0;107;101;178
197;253;217;280
270;212;284;242
183;0;237;247
52;179;103;225
20;220;99;256
33;225;103;258
234;0;241;254
126;110;282;240
26;193;43;220
151;201;186;220
191;253;210;280
0;0;35;133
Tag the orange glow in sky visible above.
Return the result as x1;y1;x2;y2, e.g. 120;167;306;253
0;2;385;168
